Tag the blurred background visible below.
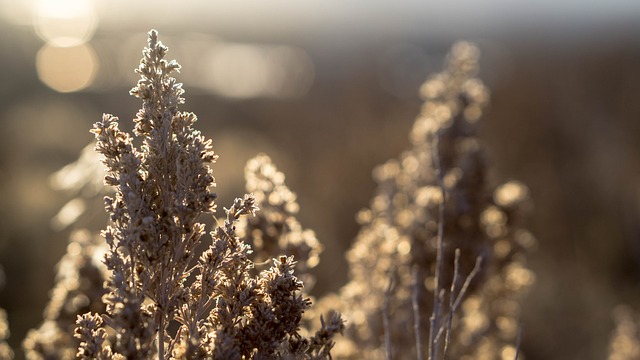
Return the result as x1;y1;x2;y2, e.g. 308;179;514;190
1;0;640;359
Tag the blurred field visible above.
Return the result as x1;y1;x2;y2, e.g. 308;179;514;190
1;3;640;359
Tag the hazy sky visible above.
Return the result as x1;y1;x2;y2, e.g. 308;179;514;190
3;0;640;44
94;0;640;40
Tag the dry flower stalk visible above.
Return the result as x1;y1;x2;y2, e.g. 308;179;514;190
23;230;107;360
24;144;111;360
238;153;322;289
0;281;13;360
74;30;343;360
323;42;535;359
608;306;640;360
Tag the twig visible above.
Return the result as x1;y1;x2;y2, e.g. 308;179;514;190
412;266;423;360
158;310;165;360
434;255;482;345
165;326;182;358
442;249;461;358
384;273;394;360
428;132;446;360
451;256;482;311
514;320;524;360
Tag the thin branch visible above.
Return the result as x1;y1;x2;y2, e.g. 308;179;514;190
158;311;165;360
428;132;446;360
383;273;394;360
514;320;524;360
412;266;424;360
434;255;482;345
442;249;461;358
451;256;482;311
165;326;182;359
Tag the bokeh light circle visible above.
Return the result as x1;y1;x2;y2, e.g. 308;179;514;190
36;43;99;93
33;0;97;47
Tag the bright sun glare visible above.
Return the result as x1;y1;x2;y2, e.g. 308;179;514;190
31;0;99;92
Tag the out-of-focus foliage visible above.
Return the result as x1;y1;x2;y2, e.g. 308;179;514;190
312;42;534;360
1;7;640;360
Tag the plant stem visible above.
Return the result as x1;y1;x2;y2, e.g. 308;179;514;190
158;314;164;360
428;132;446;360
412;266;423;360
384;274;394;360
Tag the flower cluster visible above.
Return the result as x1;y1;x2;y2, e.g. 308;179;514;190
608;306;640;360
238;154;322;289
72;30;342;359
322;42;535;359
23;230;107;360
0;300;13;359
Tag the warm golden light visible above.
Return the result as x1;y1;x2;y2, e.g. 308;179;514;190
196;43;314;99
33;0;97;47
36;43;99;92
51;198;86;231
494;181;528;207
207;44;271;99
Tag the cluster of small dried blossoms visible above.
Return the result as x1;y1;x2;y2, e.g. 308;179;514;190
238;154;323;290
608;306;640;360
321;42;536;359
23;230;107;359
70;30;343;359
0;295;13;359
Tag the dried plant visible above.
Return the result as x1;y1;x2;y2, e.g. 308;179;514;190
73;30;343;360
5;13;640;360
319;42;535;359
237;154;322;290
0;267;13;360
608;306;640;360
19;34;547;360
23;230;107;360
23;138;110;360
0;310;13;360
48;142;109;231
